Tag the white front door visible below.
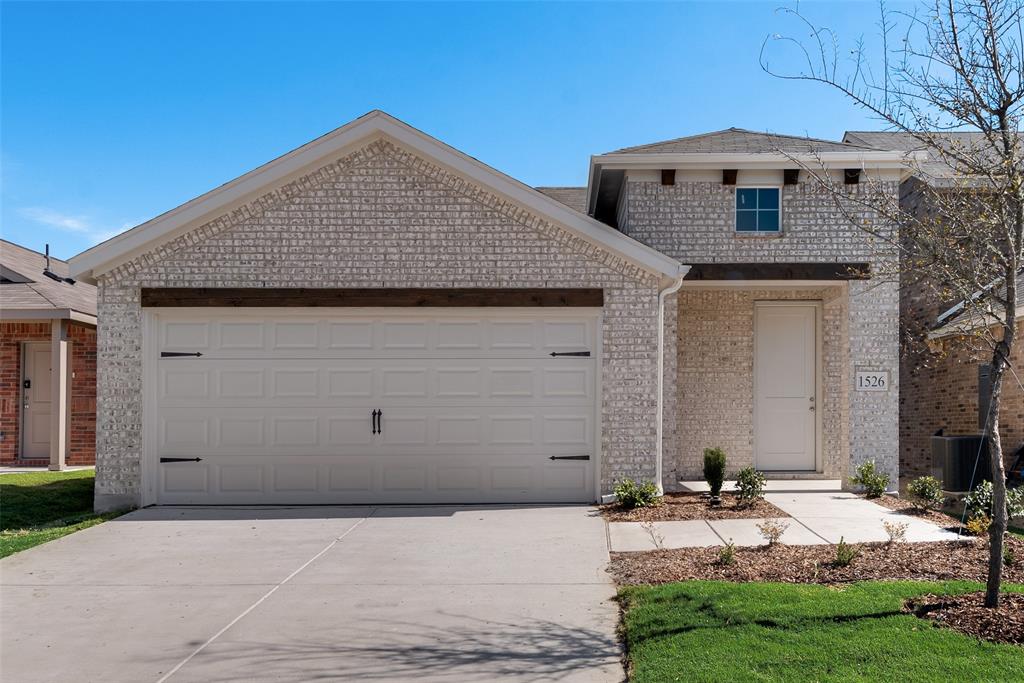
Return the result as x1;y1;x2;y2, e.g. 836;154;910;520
22;343;51;459
754;303;817;471
148;308;599;504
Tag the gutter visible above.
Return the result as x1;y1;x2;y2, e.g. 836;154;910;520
655;271;688;495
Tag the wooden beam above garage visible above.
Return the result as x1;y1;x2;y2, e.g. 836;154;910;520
140;287;605;308
684;263;871;281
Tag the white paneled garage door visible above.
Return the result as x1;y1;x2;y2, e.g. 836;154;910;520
147;309;599;504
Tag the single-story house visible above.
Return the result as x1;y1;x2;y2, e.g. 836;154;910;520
70;112;915;511
0;240;97;468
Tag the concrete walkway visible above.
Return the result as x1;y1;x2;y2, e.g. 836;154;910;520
609;491;964;551
1;505;620;683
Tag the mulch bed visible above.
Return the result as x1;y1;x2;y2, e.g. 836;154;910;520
907;591;1024;645
870;495;969;533
609;535;1024;586
600;492;789;522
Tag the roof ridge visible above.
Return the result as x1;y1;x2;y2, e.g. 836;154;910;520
609;127;880;154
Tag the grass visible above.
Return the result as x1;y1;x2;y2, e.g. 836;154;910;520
620;580;1024;683
0;470;123;558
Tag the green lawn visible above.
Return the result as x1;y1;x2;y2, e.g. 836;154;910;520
0;470;123;558
620;580;1024;683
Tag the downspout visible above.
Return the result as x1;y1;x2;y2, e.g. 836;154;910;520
655;269;688;495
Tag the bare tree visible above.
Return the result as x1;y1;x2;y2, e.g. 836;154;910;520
762;0;1022;608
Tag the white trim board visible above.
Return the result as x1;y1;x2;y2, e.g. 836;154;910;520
70;111;684;284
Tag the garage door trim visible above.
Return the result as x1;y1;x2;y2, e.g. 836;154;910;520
140;306;603;506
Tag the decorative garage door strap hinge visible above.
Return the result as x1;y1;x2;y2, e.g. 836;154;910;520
160;457;203;463
549;351;590;357
548;455;590;461
160;351;203;358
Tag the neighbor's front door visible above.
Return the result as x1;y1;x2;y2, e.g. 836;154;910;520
22;342;51;459
754;303;817;471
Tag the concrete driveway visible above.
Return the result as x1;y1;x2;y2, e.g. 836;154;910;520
0;505;620;683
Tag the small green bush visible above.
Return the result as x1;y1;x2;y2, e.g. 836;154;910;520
735;467;766;508
834;537;860;566
718;540;736;566
906;475;944;511
963;480;1024;520
965;515;991;536
703;448;727;498
614;479;661;510
850;460;890;498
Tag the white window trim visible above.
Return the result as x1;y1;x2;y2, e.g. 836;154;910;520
735;185;783;234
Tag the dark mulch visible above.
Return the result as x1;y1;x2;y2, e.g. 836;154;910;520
907;591;1024;645
870;495;971;534
609;535;1024;586
600;492;789;522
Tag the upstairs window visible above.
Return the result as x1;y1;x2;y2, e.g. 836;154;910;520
736;187;780;233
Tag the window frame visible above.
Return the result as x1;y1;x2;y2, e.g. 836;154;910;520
735;185;783;234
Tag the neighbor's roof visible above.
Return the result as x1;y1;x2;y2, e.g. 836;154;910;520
0;240;97;321
70;110;685;283
607;127;886;155
535;186;588;214
929;270;1024;339
843;131;1009;182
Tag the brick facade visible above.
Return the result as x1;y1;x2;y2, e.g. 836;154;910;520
93;139;666;509
622;178;901;486
0;321;96;465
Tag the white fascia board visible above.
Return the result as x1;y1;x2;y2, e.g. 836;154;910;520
592;151;925;170
1;309;97;326
71;111;684;282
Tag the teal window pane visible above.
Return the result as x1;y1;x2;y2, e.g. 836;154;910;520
757;209;779;232
736;211;758;231
736;188;758;209
758;188;779;210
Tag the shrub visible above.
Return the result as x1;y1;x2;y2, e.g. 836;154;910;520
614;479;661;510
1005;546;1017;568
965;515;991;536
756;518;789;545
718;540;737;566
850;460;890;498
963;480;1024;520
703;448;727;499
906;475;944;511
882;519;908;544
735;467;767;508
834;537;860;566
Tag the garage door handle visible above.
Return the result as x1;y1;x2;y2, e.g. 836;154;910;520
371;409;380;435
161;352;203;358
160;457;203;463
549;455;590;461
550;351;590;357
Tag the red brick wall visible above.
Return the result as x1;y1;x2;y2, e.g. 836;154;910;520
0;321;96;465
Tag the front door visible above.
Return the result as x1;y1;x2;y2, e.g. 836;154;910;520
754;303;817;471
22;342;51;459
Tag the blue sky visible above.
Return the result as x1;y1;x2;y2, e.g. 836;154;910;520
1;1;904;259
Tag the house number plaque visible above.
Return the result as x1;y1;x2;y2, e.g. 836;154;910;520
855;371;889;391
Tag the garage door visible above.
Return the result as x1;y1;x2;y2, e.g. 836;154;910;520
150;309;599;504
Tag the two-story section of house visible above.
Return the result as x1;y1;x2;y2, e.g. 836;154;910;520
574;129;910;490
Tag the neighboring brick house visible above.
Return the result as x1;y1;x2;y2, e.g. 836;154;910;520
70;112;912;511
844;131;1023;484
0;240;97;468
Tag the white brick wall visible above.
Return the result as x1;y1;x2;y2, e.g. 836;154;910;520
625;179;900;486
93;140;665;509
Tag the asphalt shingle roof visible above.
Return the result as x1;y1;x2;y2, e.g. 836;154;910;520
0;240;97;317
535;186;588;214
607;127;882;155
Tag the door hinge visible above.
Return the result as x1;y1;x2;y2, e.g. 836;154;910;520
549;455;590;461
549;351;590;357
160;457;203;463
161;352;203;358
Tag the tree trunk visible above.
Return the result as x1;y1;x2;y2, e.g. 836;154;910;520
984;338;1012;608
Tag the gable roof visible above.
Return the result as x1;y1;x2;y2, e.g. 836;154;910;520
608;127;885;155
535;186;588;214
69;111;684;283
0;240;97;322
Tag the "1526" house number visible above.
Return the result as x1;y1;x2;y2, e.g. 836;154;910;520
855;371;889;391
